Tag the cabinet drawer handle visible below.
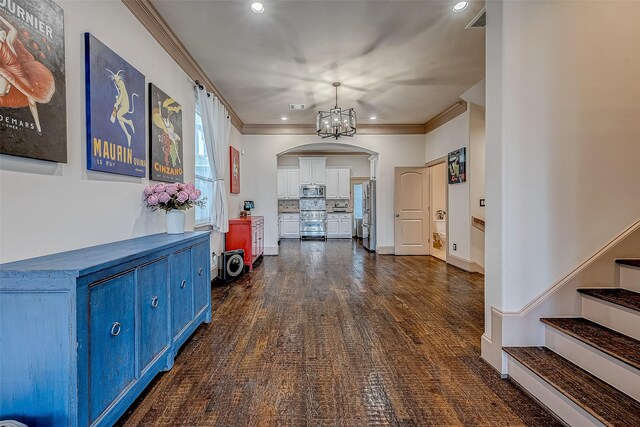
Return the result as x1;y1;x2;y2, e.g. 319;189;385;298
151;296;159;308
111;322;121;337
198;267;204;276
181;279;187;289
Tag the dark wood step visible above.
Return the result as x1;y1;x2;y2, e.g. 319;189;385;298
503;346;640;427
578;288;640;312
616;259;640;268
540;317;640;370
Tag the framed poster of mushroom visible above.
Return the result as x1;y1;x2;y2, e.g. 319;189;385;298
149;83;183;182
85;33;145;177
0;0;67;162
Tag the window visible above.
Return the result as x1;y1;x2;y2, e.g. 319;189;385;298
195;106;213;225
353;183;363;219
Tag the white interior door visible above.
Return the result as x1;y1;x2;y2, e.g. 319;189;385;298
394;167;430;255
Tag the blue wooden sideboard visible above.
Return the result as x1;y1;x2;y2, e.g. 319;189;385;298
0;232;212;426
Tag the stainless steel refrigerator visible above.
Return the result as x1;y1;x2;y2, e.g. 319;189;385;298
362;180;376;252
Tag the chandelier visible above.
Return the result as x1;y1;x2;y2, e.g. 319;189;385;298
316;82;356;139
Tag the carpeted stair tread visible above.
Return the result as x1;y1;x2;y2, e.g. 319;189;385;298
503;346;640;427
616;259;640;268
540;317;640;370
577;288;640;312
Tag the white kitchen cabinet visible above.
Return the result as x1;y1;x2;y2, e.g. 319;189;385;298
327;216;340;237
286;170;299;199
277;168;300;199
326;168;350;199
325;169;339;199
277;170;287;199
298;157;326;185
281;214;300;238
327;213;352;238
278;215;284;238
339;214;353;237
338;169;351;199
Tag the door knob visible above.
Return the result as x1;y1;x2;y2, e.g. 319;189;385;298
395;214;400;218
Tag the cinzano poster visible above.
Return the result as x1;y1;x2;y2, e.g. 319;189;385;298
149;83;183;182
0;0;67;162
85;33;145;177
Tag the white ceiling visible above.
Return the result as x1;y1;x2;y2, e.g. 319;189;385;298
152;0;486;125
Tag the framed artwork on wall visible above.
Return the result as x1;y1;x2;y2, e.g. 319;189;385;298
448;147;466;184
85;33;146;177
230;146;240;194
0;0;67;162
149;83;183;182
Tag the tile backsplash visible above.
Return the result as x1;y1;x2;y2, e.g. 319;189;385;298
278;200;299;213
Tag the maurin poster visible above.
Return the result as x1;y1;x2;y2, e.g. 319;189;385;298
149;83;183;183
85;33;145;177
0;0;67;162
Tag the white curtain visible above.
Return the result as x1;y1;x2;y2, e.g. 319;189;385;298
196;86;230;232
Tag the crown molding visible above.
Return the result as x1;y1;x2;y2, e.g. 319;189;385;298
241;123;426;136
121;0;244;130
282;151;371;156
423;100;468;134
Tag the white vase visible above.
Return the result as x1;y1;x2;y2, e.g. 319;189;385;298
166;210;185;234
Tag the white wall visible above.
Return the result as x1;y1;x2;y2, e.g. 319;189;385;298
483;0;640;369
277;154;370;177
242;134;425;253
425;111;472;262
469;104;485;269
0;0;240;263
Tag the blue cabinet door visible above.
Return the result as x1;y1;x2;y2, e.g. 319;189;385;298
170;249;193;340
89;271;136;423
138;258;170;375
192;243;210;316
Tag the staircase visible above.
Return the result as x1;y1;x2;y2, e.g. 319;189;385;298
503;259;640;426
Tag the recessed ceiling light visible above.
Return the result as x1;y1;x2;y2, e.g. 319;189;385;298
250;2;265;14
369;116;377;120
281;117;288;121
453;1;469;12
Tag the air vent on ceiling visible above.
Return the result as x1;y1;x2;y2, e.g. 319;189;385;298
289;104;306;110
465;7;486;29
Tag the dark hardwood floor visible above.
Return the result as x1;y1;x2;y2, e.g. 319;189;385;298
118;239;559;426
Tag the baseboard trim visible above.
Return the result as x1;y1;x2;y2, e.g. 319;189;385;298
377;246;394;255
481;334;507;376
447;254;483;273
265;246;279;256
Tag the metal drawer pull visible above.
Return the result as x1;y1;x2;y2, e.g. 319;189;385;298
198;267;204;276
111;322;121;337
181;279;187;289
151;296;159;308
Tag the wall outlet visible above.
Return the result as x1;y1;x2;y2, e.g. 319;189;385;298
453;243;457;251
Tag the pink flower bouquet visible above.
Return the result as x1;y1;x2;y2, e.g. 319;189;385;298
143;182;206;212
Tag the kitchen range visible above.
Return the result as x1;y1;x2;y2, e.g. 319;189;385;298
299;184;327;239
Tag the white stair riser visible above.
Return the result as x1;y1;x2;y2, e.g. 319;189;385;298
544;327;640;401
506;357;605;427
620;265;640;292
581;296;640;340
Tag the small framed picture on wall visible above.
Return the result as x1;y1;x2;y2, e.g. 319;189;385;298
448;147;466;184
230;146;240;194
